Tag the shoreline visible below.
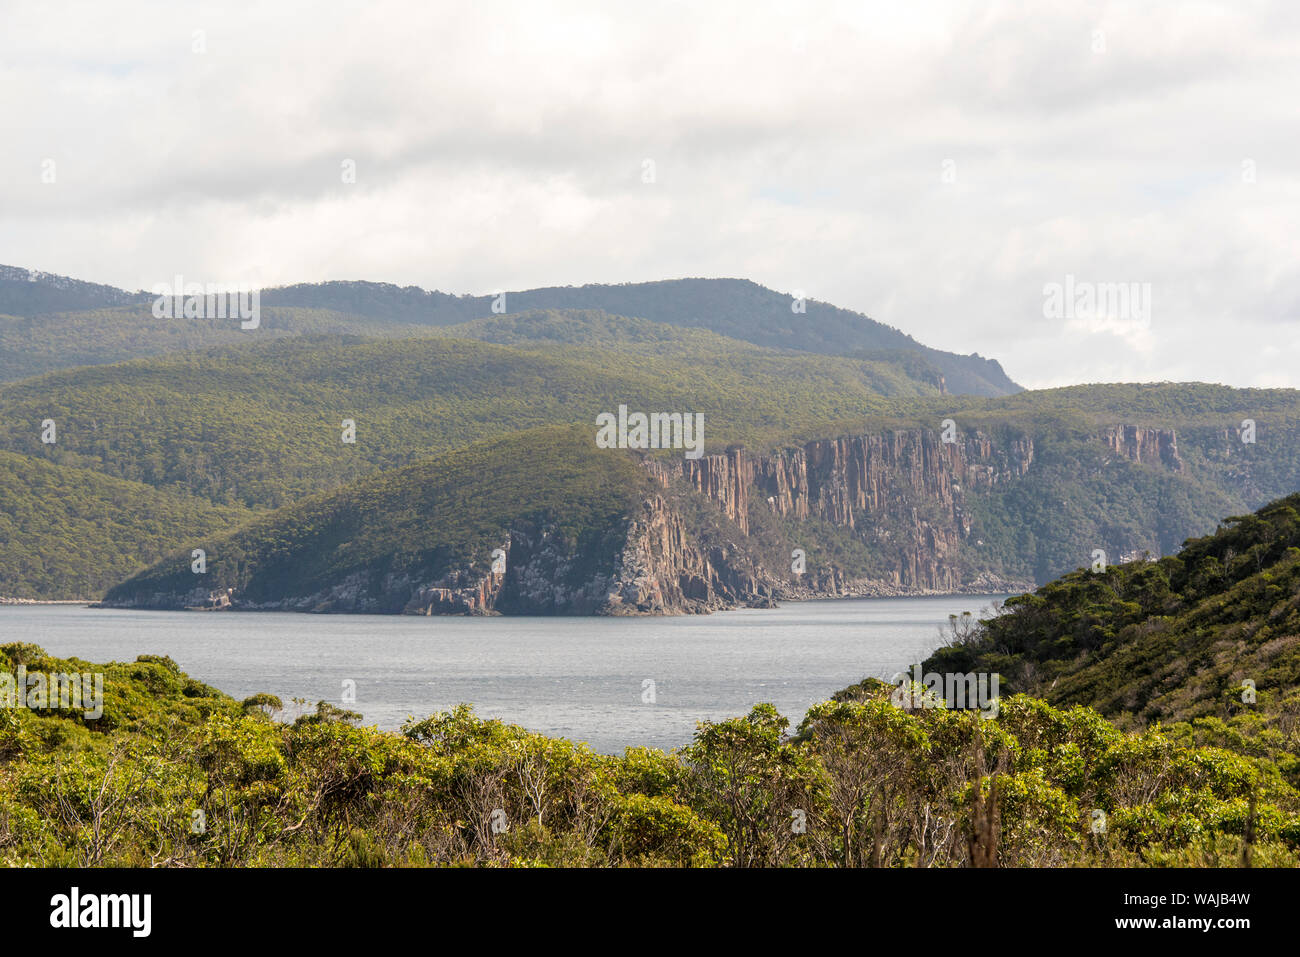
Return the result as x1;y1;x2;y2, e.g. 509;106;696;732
0;598;92;606
33;586;1029;616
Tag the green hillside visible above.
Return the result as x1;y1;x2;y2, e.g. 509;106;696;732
2;297;1297;602
0;450;255;599
0;267;1019;396
261;277;1020;395
102;426;653;611
0;305;420;383
3;329;1298;598
433;309;944;392
0;330;940;508
926;492;1300;752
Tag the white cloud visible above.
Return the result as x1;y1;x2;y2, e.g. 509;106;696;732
0;0;1297;389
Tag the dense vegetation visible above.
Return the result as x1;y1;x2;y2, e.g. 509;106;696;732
959;425;1241;584
0;327;939;509
12;494;1300;866
0;267;1020;395
927;492;1300;771
0;451;254;598
262;276;1020;395
2;325;1297;598
2;640;1295;867
103;427;651;610
0;305;414;383
3;270;1298;603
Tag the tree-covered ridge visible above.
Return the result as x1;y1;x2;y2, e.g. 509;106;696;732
0;305;420;383
3;334;1295;518
0;265;145;318
0;267;1020;395
2;327;1297;598
926;492;1300;759
2;308;1298;600
2;641;1295;867
0;451;256;599
429;309;945;397
0;331;940;508
102;426;653;610
260;276;1021;395
888;381;1300;421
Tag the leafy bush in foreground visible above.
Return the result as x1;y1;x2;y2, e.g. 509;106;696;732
1;643;1295;868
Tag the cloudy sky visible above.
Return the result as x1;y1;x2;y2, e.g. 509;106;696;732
2;0;1297;389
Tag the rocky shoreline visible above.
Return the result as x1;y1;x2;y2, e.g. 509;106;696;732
90;575;1030;616
97;426;1054;616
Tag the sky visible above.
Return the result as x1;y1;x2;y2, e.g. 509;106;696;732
1;0;1298;389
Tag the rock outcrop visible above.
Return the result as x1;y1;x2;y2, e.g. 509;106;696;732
649;429;1035;592
101;494;782;616
104;423;1201;616
601;495;779;614
1101;425;1182;471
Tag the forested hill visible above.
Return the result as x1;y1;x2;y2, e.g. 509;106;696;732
0;266;1019;395
2;325;1298;600
101;426;665;615
0;265;143;315
925;491;1300;733
260;277;1020;396
0;331;944;508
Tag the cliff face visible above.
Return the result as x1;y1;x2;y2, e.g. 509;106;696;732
396;498;779;616
651;430;1035;592
1101;425;1182;471
405;567;505;615
110;495;779;616
664;431;1034;528
601;495;779;614
125;564;512;615
106;422;1197;616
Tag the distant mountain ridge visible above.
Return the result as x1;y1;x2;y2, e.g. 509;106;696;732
0;266;1020;396
0;265;144;315
6;265;1298;610
260;276;1020;396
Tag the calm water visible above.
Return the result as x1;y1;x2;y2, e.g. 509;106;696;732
2;596;1009;754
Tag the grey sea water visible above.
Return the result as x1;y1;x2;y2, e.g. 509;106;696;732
3;595;1009;753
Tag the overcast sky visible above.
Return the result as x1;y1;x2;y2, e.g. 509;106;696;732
2;0;1297;389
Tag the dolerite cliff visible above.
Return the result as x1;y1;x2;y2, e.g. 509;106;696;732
403;497;778;616
1101;425;1182;471
100;422;1200;616
101;496;781;617
648;428;1036;595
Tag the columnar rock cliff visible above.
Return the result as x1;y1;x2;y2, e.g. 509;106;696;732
601;495;779;614
101;423;1202;616
1101;425;1182;471
104;494;782;616
649;429;1035;592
